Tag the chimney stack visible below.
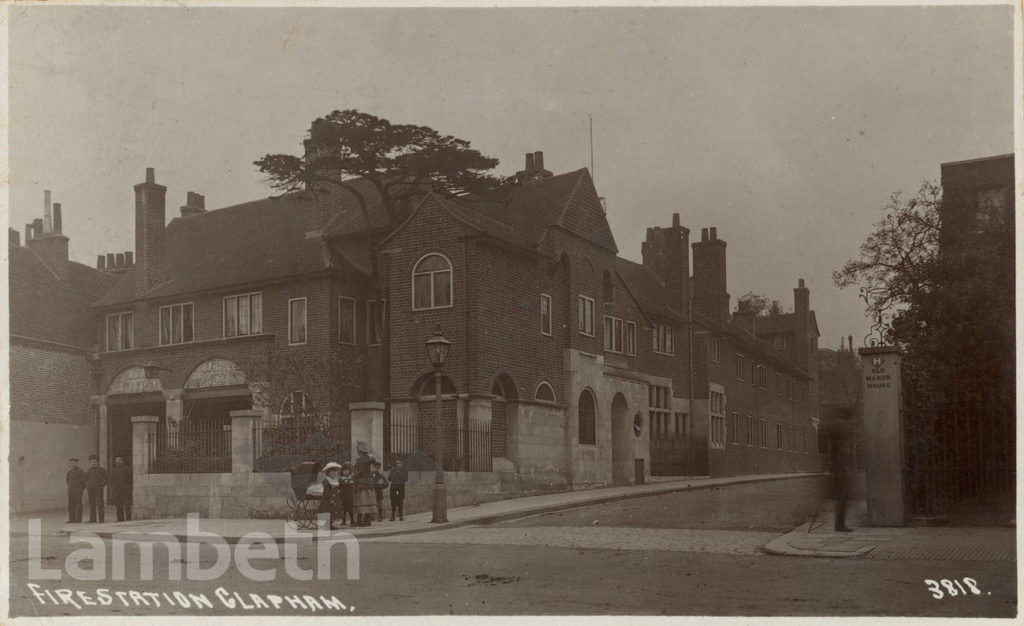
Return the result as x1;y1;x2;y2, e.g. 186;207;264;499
515;149;553;182
180;191;206;218
43;190;52;234
135;167;167;294
97;255;106;269
641;214;690;314
534;151;544;171
32;219;43;239
9;228;20;247
115;252;125;268
525;152;535;171
692;226;729;321
793;278;811;369
107;253;116;269
52;203;63;234
125;251;134;266
24;223;32;243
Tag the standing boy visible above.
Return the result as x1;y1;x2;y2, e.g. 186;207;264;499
109;455;133;521
388;457;408;521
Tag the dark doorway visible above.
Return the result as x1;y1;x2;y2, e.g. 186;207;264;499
107;400;165;469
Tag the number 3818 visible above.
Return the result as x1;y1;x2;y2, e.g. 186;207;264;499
924;578;982;599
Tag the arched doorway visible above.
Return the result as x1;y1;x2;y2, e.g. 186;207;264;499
611;393;633;485
106;366;165;471
491;374;516;460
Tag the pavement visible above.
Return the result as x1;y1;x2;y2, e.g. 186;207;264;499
12;472;812;543
764;499;1017;562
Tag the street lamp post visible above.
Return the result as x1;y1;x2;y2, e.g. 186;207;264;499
426;325;451;523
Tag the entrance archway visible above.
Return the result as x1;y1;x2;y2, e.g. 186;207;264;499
491;374;516;459
611;393;633;485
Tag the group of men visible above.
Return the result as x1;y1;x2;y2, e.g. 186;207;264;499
65;454;132;523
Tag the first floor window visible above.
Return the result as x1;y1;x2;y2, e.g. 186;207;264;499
736;354;745;380
412;253;453;310
776;423;784;449
339;297;356;344
760;419;769;448
653;322;674;355
626;321;637;356
159;303;194;345
289;297;307;345
540;294;552;336
746;415;754;446
224;292;262;337
730;412;740;444
758;365;768;389
603;316;625;353
367;299;385;345
710;337;721;362
106;312;133;351
709;390;725;448
578;295;595;336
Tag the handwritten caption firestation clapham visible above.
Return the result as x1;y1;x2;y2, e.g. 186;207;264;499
26;584;355;613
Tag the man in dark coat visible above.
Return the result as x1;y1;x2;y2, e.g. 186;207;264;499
388;457;408;521
108;455;133;521
830;431;854;532
66;458;86;523
85;454;108;523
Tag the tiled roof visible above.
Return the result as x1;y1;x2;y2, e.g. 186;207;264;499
754;311;821;339
696;312;811;379
10;246;117;348
93;190;328;307
613;257;684;323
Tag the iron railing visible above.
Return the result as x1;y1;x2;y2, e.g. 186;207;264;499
253;420;346;472
149;428;231;473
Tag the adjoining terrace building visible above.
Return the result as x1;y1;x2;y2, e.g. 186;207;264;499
11;151;822;515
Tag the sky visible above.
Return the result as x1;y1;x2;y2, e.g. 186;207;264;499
8;4;1015;349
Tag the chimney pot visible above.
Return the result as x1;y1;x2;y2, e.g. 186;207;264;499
848;334;853;350
44;190;52;234
9;228;20;247
701;228;709;242
32;218;43;239
116;253;125;268
525;153;535;171
53;203;63;234
710;227;717;240
146;167;155;184
534;151;544;171
125;251;134;266
672;213;680;227
107;253;116;268
25;223;33;242
798;278;805;288
97;255;106;269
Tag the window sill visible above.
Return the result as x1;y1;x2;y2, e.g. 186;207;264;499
98;333;275;357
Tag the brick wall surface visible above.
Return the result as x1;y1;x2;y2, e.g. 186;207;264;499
11;341;95;426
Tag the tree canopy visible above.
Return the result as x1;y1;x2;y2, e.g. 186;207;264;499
736;292;784;316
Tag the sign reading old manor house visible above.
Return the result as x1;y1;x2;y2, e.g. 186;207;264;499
865;355;893;390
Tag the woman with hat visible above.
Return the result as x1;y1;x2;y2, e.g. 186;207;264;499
352;442;377;526
319;462;344;529
339;462;355;526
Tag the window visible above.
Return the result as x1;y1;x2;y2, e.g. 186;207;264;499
750;360;756;386
288;298;307;345
540;294;552;336
649;385;672;441
746;415;754;446
757;365;768;389
603;316;625;353
773;335;787;350
730;412;740;444
106;312;133;352
710;338;721;362
367;300;384;345
625;321;637;356
338;297;356;344
280;391;316;421
535;381;556;403
578;389;596;445
159;303;194;346
578;295;595;336
776;423;784;449
224;292;262;338
776;372;784;396
653;323;673;355
412;253;452;310
760;419;768;448
735;354;745;381
710;390;726;449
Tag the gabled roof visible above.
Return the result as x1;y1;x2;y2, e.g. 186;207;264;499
93;191;328;308
613;257;683;324
10;245;117;348
322;176;434;239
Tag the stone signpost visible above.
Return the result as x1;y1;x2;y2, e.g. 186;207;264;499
858;346;905;526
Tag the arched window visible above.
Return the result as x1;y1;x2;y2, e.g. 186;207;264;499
414;373;457;398
412;253;453;310
491;374;517;401
280;391;316;420
578;389;596;445
535;381;556;403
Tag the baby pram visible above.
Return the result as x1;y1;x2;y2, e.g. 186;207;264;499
286;460;327;529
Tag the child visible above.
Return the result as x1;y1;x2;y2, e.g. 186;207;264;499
318;462;343;529
371;460;389;522
339;462;355;526
388;458;408;521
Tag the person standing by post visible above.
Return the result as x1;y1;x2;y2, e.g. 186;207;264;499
86;454;108;523
352;442;377;527
388;457;408;521
109;455;133;522
371;460;389;522
830;430;854;532
66;458;86;523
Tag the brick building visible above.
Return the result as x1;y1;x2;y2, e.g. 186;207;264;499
8;193;118;512
11;150;822;516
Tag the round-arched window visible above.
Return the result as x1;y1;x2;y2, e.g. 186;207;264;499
412;254;453;310
579;389;596;445
535;381;556;403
